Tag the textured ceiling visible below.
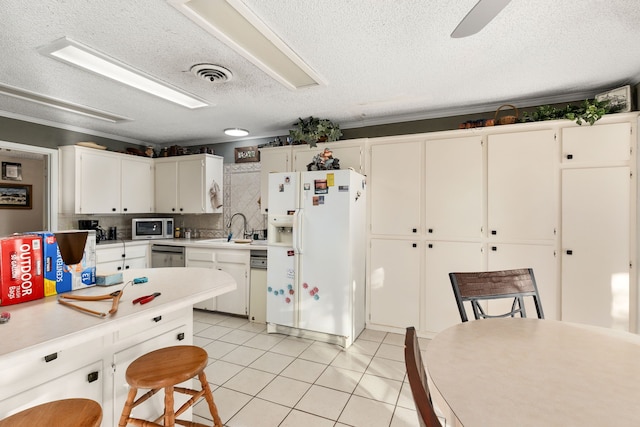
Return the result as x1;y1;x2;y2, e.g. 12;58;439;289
2;0;640;146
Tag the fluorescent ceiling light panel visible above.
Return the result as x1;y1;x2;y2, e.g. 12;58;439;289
39;37;208;109
169;0;325;90
0;83;130;123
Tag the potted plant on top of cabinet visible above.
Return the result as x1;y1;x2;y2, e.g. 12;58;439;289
289;116;342;147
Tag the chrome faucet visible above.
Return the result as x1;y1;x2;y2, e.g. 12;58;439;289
227;213;250;239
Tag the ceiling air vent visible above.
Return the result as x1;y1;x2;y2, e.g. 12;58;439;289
190;64;233;83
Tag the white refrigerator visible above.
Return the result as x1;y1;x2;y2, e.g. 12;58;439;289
266;170;367;348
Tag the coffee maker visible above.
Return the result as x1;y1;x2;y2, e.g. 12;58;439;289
78;220;107;243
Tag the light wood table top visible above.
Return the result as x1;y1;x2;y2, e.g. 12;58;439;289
425;318;640;426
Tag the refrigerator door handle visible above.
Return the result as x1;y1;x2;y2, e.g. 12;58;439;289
293;208;303;253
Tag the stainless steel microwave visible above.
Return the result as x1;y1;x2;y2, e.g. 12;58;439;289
132;218;174;240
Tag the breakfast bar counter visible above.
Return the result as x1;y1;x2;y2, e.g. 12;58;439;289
0;267;236;426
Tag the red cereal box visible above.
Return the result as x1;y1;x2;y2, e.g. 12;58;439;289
0;235;44;306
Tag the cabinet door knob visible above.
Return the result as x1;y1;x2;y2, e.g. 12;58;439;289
491;230;497;235
412;228;417;233
412;243;417;248
491;246;497;251
566;154;573;160
111;208;116;212
428;243;433;248
123;208;128;212
566;249;573;255
172;208;176;212
428;228;433;233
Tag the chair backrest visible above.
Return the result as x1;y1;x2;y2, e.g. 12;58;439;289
404;326;442;427
449;268;544;322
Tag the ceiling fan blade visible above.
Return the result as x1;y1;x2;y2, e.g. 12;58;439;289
451;0;512;38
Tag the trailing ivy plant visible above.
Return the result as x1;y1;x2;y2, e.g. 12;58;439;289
521;99;611;126
289;116;343;147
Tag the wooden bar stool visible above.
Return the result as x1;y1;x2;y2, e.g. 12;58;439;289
118;345;222;427
0;398;102;427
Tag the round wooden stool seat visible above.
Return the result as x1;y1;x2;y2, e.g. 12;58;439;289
119;345;222;427
0;398;102;427
126;345;208;389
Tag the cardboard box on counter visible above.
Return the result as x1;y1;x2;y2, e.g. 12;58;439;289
38;230;97;296
0;235;44;306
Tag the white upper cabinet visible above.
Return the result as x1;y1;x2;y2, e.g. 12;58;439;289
369;136;423;236
59;145;153;214
121;156;154;213
425;135;483;240
292;139;366;174
487;129;557;242
154;154;223;214
562;122;631;164
259;147;291;214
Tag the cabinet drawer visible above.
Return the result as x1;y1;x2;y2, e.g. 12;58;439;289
0;359;103;421
186;248;215;262
0;336;104;400
114;307;190;343
216;250;249;264
96;246;125;263
562;122;631;164
126;244;149;259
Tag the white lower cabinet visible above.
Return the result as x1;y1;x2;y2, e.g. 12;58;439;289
561;167;631;330
424;241;484;333
112;323;190;424
96;242;149;274
487;243;558;320
0;359;103;421
369;239;420;329
187;248;249;316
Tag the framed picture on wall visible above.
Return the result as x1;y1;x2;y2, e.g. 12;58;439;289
1;162;22;181
0;183;32;209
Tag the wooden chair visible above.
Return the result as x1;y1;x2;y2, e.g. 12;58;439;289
404;327;442;427
449;268;544;322
0;398;102;427
118;345;222;427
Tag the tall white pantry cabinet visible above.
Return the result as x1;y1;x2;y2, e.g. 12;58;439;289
366;113;639;336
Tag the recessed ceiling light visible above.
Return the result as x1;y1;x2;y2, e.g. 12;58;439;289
224;128;249;137
39;37;209;109
169;0;326;90
0;82;130;123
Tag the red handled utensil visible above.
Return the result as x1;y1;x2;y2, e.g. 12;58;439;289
132;292;161;305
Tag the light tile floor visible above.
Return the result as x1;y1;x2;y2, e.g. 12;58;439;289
192;310;430;427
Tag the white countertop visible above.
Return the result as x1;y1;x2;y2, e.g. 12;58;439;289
97;238;268;250
0;267;236;361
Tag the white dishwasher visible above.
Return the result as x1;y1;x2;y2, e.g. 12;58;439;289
151;244;185;268
249;250;267;323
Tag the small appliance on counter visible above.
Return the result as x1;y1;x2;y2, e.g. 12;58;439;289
132;218;174;240
78;220;107;243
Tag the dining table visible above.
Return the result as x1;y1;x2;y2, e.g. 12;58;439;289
424;318;640;426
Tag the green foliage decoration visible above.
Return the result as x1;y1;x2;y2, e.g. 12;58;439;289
289;116;343;147
521;99;612;126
